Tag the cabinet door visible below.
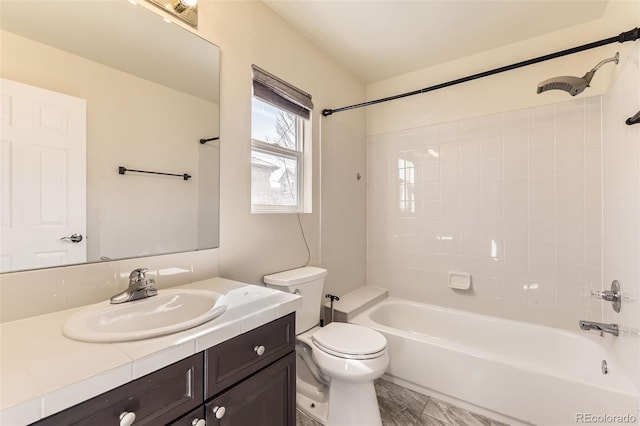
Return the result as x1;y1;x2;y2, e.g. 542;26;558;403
206;352;295;426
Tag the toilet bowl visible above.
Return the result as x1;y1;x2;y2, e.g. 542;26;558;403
264;267;389;426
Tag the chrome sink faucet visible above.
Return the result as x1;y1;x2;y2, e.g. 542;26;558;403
579;320;619;337
110;268;158;304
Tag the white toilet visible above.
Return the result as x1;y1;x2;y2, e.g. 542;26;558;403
264;267;389;426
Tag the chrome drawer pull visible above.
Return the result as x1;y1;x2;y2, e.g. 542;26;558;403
119;411;136;426
213;406;226;419
254;345;265;356
192;418;206;426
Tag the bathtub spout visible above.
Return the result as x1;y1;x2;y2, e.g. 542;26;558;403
579;320;619;337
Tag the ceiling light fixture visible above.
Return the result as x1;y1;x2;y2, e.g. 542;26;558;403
147;0;198;27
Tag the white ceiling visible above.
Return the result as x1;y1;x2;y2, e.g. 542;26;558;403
262;0;610;83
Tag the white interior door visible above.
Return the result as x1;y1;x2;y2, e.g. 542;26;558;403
0;78;86;272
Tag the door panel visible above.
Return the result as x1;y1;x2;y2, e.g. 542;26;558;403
0;78;86;272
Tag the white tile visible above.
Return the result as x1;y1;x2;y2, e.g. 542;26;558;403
504;258;527;280
526;279;556;305
113;334;196;378
63;262;117;309
529;176;554;198
440;163;459;182
460;198;481;218
481;198;503;218
504;155;528;179
0;398;41;426
526;301;557;327
440;182;459;200
530;240;555;263
556;173;584;197
556;264;585;288
529;219;555;241
480;158;503;180
152;251;193;289
439;142;460;164
439;121;460;143
529;199;555;220
504;178;528;198
529;154;555;177
501;279;529;301
504;197;528;218
421;165;440;183
0;268;66;322
481;179;503;199
42;364;133;417
504;239;528;260
556;241;585;264
478;114;503;138
505;218;528;240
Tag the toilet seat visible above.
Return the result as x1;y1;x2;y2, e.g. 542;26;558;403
312;322;386;360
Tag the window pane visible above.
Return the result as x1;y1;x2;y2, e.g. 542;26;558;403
251;98;298;150
251;149;298;206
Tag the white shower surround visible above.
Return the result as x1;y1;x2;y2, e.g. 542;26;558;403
367;94;605;331
352;297;640;425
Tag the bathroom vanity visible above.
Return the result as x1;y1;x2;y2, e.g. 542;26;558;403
0;278;301;425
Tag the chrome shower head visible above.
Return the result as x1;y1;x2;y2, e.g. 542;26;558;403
537;52;619;96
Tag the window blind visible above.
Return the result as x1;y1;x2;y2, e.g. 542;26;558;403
252;65;313;120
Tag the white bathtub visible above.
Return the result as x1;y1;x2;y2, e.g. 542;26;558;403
351;297;640;425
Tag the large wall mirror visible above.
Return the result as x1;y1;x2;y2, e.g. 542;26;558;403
0;0;220;273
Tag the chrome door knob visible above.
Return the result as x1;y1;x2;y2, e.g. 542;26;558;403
60;233;83;243
254;345;265;356
192;418;206;426
212;406;226;419
119;411;136;426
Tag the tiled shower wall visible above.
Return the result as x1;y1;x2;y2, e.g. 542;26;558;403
367;97;605;330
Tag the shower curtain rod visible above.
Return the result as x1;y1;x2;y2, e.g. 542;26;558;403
321;27;639;117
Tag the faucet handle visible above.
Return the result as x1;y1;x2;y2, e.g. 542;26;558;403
129;268;148;281
590;280;621;313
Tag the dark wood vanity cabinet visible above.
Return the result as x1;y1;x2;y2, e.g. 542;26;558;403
29;313;295;426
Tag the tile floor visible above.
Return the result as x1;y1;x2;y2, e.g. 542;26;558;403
296;378;510;426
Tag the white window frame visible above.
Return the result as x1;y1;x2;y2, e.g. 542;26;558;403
250;65;312;214
251;116;306;213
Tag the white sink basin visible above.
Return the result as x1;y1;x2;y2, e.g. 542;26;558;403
62;289;227;342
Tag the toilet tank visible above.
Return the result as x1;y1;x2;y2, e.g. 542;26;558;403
263;266;328;334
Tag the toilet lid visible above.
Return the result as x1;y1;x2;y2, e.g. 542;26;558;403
312;322;386;359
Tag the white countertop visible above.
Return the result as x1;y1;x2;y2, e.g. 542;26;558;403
0;278;301;425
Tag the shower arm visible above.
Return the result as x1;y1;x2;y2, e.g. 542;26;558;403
590;52;619;73
322;27;639;117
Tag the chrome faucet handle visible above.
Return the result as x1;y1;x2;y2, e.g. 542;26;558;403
129;268;148;283
591;289;618;302
590;280;621;313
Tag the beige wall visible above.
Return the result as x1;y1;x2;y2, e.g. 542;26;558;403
195;1;367;292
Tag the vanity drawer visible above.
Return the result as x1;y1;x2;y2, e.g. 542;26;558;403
32;353;203;426
205;312;294;398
